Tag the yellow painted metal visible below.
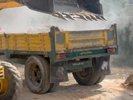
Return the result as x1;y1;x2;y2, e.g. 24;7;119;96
55;30;116;50
0;34;6;50
108;31;116;46
104;31;108;46
0;79;8;95
0;30;116;52
0;66;4;79
67;31;108;49
108;40;114;45
1;33;52;52
56;54;60;59
0;65;8;95
0;1;23;10
113;48;116;52
24;34;29;51
44;55;48;57
65;32;69;49
69;31;104;39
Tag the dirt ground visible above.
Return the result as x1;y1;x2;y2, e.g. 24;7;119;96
10;63;133;100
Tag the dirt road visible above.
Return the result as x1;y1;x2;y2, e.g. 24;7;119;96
14;63;133;100
19;77;133;100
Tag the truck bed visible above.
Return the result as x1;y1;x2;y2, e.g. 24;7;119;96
0;25;117;62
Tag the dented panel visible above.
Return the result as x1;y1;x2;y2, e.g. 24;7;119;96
55;25;116;50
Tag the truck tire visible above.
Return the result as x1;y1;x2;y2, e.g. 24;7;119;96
72;59;99;86
48;83;59;92
0;61;23;100
25;56;50;94
95;76;105;84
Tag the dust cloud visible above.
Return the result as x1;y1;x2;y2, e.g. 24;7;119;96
100;0;133;67
0;6;115;33
0;1;129;32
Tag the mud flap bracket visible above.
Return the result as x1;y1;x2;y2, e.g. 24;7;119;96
96;56;111;76
50;61;68;83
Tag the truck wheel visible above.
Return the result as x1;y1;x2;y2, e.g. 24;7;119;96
72;59;99;86
48;83;59;92
25;56;50;94
0;61;23;100
95;76;105;84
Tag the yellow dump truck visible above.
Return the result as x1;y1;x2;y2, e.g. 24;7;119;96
0;25;117;94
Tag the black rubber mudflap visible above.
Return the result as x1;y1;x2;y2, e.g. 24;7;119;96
50;62;68;83
96;56;111;76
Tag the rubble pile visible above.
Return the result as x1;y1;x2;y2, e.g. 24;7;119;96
122;73;133;90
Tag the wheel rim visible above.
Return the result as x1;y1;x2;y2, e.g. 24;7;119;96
0;79;8;95
76;68;92;79
29;64;42;86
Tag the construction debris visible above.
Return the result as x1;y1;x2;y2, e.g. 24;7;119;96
122;73;133;90
124;73;133;85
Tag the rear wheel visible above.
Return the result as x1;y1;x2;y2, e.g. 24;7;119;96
25;56;50;94
72;59;99;86
0;61;22;100
48;83;59;92
95;76;105;84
